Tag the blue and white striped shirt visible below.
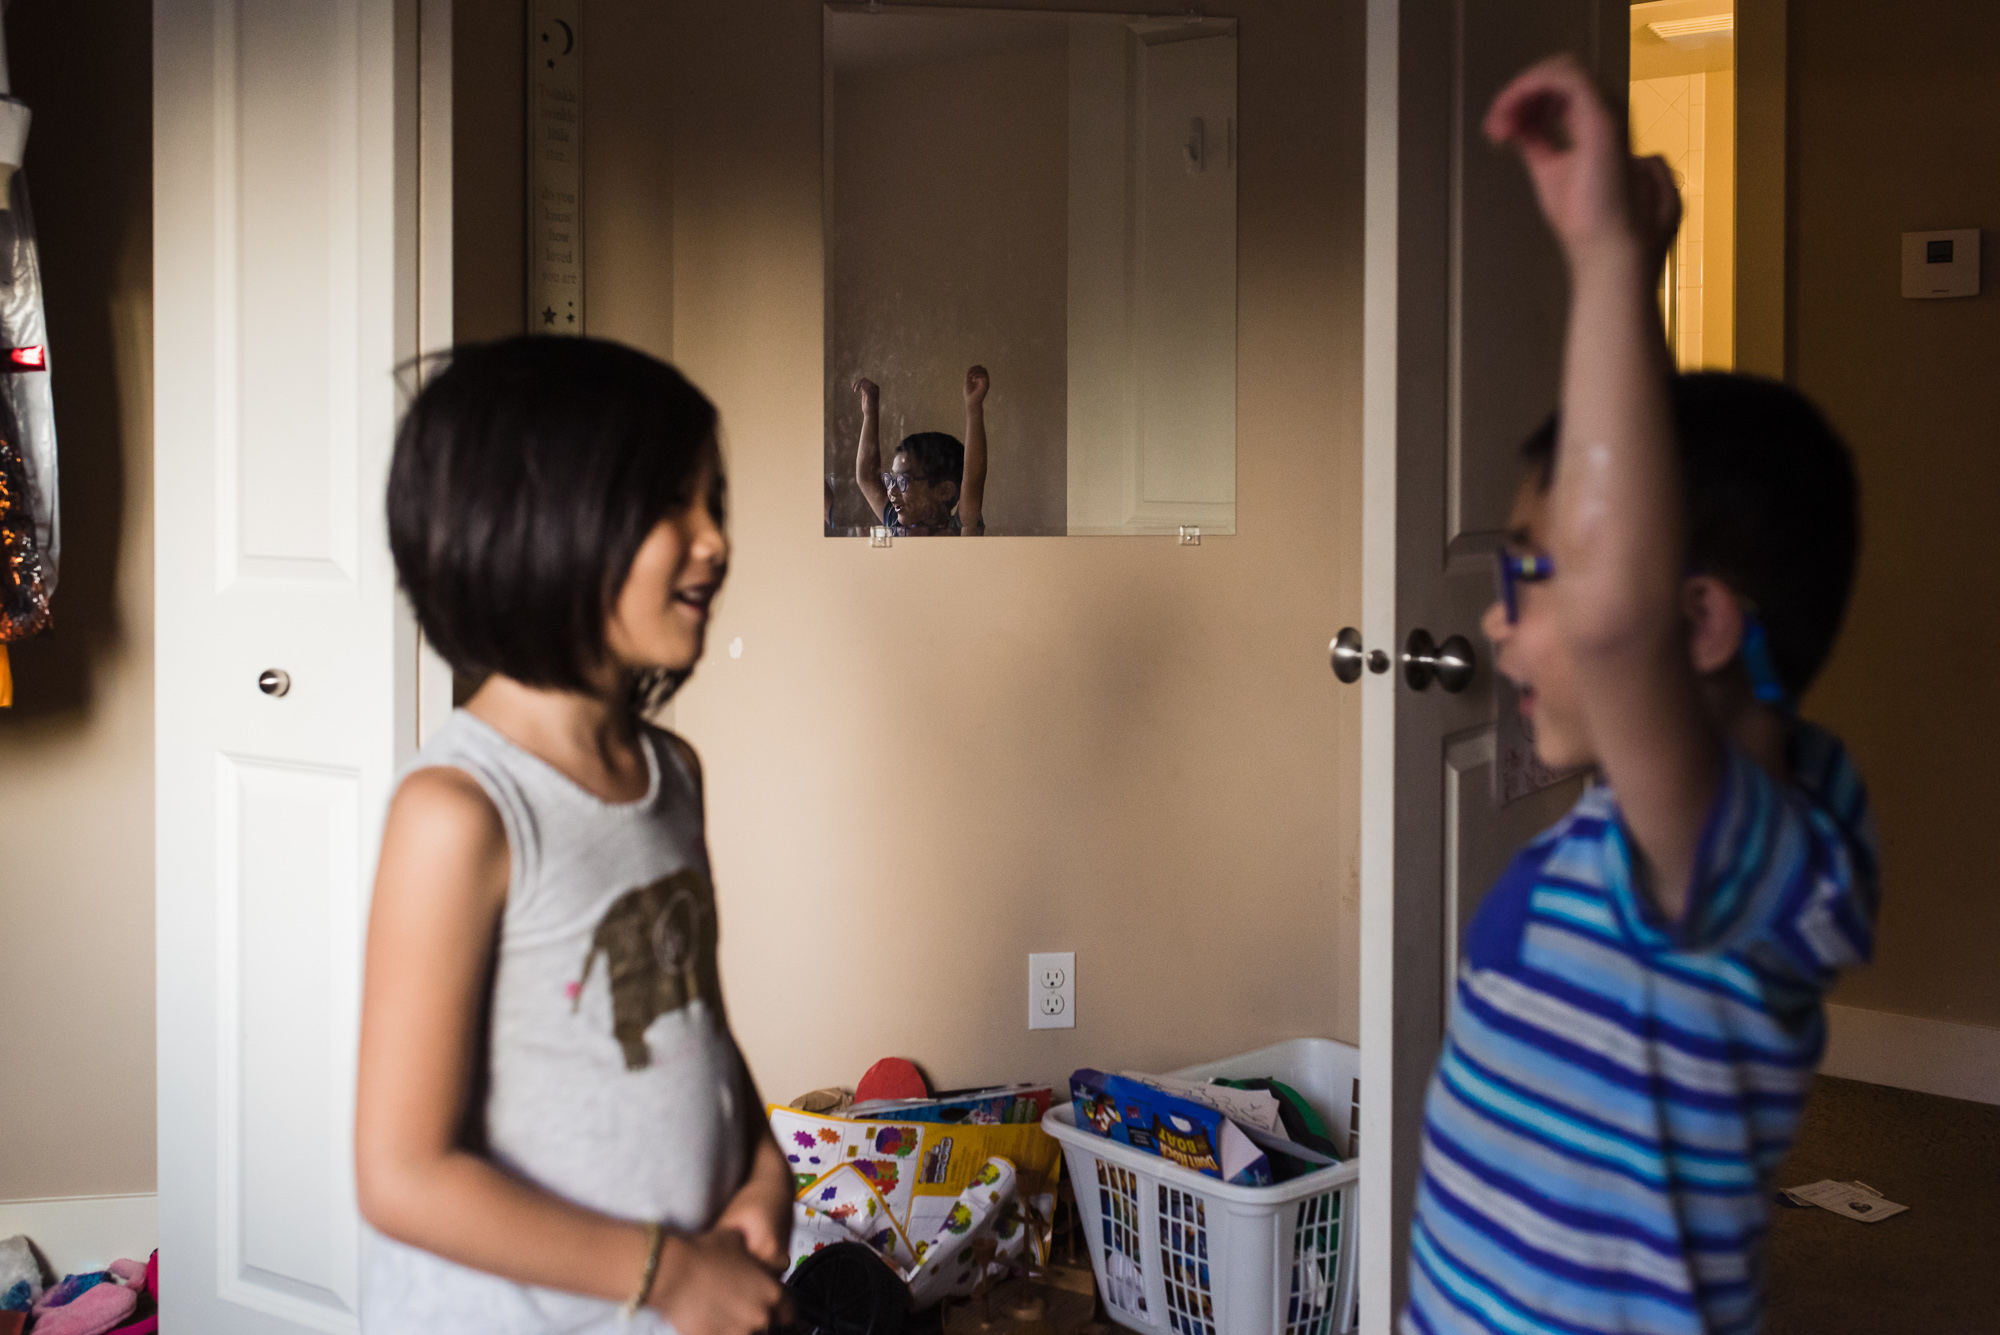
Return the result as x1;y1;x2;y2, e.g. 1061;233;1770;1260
1403;723;1877;1335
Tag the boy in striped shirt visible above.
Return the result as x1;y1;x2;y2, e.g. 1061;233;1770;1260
1403;58;1877;1335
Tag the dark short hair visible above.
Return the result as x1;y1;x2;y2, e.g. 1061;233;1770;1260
388;336;720;693
894;431;965;488
1522;372;1860;697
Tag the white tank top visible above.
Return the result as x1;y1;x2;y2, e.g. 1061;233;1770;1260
361;710;748;1334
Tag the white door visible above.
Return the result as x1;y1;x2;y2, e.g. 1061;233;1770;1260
1064;25;1238;537
1354;1;1625;1328
154;1;433;1329
1131;33;1236;528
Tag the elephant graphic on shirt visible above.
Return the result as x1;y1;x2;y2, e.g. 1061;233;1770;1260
574;868;721;1070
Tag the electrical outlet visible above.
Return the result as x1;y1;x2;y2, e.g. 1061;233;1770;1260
1029;951;1075;1030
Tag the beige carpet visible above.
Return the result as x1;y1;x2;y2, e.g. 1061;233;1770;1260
1766;1075;2000;1332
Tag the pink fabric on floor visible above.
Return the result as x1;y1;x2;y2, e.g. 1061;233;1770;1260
105;1251;160;1333
29;1281;136;1335
105;1260;145;1288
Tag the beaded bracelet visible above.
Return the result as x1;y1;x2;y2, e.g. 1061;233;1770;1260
622;1221;665;1320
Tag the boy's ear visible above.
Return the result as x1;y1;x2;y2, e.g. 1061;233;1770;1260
938;480;960;511
1683;575;1746;677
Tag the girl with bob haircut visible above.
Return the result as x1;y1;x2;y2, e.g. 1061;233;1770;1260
355;336;792;1335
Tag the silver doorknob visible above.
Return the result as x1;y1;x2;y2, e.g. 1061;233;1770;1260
1402;629;1475;693
258;669;291;698
1330;627;1391;684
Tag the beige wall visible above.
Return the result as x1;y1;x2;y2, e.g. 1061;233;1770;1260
826;40;1070;534
457;0;1367;1101
0;2;155;1200
1631;69;1735;368
1733;0;1785;378
453;0;526;346
1630;1;1736;370
456;0;678;356
1702;66;1734;367
1793;0;2000;1028
655;0;1363;1103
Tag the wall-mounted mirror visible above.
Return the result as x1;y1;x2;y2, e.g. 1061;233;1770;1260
823;4;1237;537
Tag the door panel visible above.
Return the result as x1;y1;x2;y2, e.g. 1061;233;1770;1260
156;1;421;1330
231;0;359;580
1358;1;1624;1328
224;757;363;1308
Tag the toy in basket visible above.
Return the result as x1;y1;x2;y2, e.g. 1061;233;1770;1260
1042;1039;1363;1335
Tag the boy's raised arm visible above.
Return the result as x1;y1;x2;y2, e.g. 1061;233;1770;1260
1487;56;1719;915
959;364;989;532
853;376;889;523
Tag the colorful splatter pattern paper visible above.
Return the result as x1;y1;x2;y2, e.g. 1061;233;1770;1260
770;1102;1062;1298
793;1163;916;1270
771;1107;923;1225
783;1154;1030;1309
904;1156;1028;1308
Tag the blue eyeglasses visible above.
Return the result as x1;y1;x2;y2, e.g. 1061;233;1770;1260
1495;550;1553;624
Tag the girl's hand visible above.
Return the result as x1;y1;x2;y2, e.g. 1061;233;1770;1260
964;364;989;407
652;1229;789;1335
853;376;880;411
713;1196;789;1274
1484;54;1679;270
713;1140;794;1271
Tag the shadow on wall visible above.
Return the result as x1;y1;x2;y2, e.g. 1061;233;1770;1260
0;2;151;719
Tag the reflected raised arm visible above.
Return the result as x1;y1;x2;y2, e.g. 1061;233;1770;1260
852;376;888;523
959;364;988;533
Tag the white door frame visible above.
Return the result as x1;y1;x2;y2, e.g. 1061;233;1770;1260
416;0;456;738
1358;1;1626;1328
1356;0;1408;1312
1358;0;1436;1315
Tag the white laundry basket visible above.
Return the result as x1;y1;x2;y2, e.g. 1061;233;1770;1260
1041;1038;1362;1335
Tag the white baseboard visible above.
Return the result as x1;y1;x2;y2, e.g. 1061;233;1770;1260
0;1194;156;1278
1823;1003;2000;1107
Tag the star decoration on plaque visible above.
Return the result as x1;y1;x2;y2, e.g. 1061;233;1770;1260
542;307;556;325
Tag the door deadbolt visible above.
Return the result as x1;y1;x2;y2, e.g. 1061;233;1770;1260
258;669;291;698
1402;629;1475;693
1329;628;1391;684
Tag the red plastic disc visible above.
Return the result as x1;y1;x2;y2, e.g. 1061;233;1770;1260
854;1057;928;1103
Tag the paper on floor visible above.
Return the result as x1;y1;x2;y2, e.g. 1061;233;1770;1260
1781;1179;1909;1224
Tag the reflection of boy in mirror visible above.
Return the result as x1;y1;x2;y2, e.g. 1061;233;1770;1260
853;366;988;536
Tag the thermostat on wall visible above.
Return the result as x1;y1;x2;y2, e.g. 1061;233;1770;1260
1901;229;1980;299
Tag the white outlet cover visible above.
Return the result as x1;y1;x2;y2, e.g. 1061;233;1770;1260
1029;951;1075;1030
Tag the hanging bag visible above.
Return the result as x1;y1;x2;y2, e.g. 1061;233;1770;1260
0;64;58;706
